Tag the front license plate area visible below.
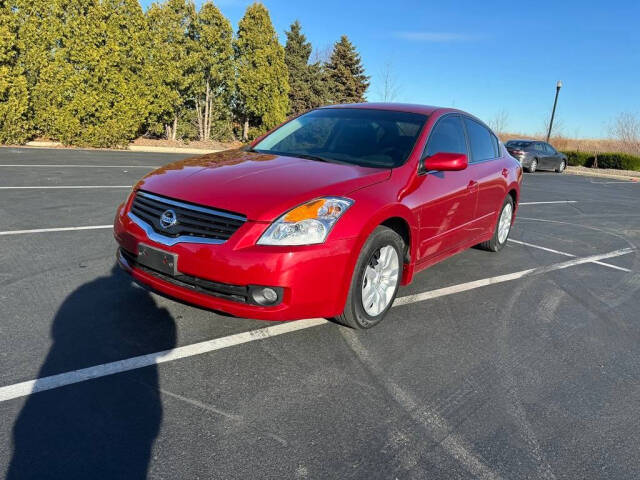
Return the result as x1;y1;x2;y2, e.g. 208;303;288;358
137;243;178;276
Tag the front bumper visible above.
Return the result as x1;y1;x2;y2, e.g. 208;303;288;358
114;204;357;321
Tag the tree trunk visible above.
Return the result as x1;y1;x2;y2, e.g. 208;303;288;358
171;115;178;141
243;118;249;141
204;82;211;142
195;99;204;141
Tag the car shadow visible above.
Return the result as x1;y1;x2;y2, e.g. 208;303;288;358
7;264;176;480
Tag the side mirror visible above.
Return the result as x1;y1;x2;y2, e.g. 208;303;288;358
422;152;468;173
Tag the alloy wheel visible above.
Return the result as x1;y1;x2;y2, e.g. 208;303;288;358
361;245;400;316
497;202;513;244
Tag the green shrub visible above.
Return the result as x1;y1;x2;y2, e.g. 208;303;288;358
595;153;640;171
561;150;640;171
562;150;592;167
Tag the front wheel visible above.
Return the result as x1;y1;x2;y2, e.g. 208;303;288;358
556;159;566;173
478;196;514;252
527;158;538;173
336;226;404;329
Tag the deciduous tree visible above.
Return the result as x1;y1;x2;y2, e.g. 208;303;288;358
235;3;289;140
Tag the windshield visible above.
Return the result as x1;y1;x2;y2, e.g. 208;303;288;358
253;108;428;168
506;140;533;149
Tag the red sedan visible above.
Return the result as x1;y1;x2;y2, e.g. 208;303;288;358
114;104;522;328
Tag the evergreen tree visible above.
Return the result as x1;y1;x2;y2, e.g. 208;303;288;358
190;2;234;141
0;0;31;143
24;0;152;147
325;35;369;104
284;20;328;115
147;0;196;140
284;20;311;115
11;0;62;126
235;3;289;140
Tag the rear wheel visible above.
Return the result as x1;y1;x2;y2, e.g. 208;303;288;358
478;195;514;252
556;159;566;173
527;158;538;173
336;226;403;329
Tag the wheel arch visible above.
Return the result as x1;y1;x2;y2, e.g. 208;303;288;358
381;216;411;263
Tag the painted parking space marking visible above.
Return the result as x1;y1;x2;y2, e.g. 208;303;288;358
518;201;577;205
0;247;633;404
0;185;132;190
0;318;327;403
393;248;633;306
589;179;639;184
0;164;155;169
508;238;631;272
0;225;113;236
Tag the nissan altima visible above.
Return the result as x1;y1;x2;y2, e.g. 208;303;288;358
114;104;522;328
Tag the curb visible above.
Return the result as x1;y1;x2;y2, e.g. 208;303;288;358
25;141;62;147
565;167;640;182
11;142;227;155
128;145;223;154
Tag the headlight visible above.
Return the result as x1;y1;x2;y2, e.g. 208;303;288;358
257;197;353;246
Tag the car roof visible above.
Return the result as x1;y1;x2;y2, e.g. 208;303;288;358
319;102;443;116
507;139;538;143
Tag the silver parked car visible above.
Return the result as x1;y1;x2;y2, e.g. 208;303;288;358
505;140;567;173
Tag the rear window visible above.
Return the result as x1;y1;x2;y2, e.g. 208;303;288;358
463;117;497;162
506;141;532;149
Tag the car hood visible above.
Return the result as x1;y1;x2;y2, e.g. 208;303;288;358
136;149;391;222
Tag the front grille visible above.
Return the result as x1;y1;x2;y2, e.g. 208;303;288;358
130;190;246;242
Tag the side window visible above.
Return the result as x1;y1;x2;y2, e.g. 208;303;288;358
425;115;467;157
463;117;496;162
492;134;500;157
544;143;555;154
535;143;545;153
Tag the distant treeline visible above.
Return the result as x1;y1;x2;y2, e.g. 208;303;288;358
0;0;370;147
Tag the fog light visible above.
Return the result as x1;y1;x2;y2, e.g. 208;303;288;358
250;286;281;306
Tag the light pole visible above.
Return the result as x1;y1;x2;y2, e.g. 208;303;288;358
546;80;562;142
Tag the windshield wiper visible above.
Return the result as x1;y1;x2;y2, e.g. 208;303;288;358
292;153;333;163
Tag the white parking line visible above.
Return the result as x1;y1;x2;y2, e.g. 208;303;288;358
0;225;113;236
393;247;633;306
0;247;633;403
518;201;577;205
0;319;327;402
0;164;155;168
0;186;132;190
507;239;631;272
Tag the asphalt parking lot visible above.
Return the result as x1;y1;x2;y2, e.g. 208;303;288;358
1;146;639;479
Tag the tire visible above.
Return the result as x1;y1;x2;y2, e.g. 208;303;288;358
527;158;538;173
555;159;566;173
478;195;514;252
335;226;404;329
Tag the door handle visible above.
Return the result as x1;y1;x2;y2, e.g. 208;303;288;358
467;180;478;191
501;168;509;178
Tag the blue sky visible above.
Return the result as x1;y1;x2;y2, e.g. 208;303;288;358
141;0;640;138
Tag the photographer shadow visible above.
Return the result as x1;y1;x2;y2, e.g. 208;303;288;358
8;265;176;479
